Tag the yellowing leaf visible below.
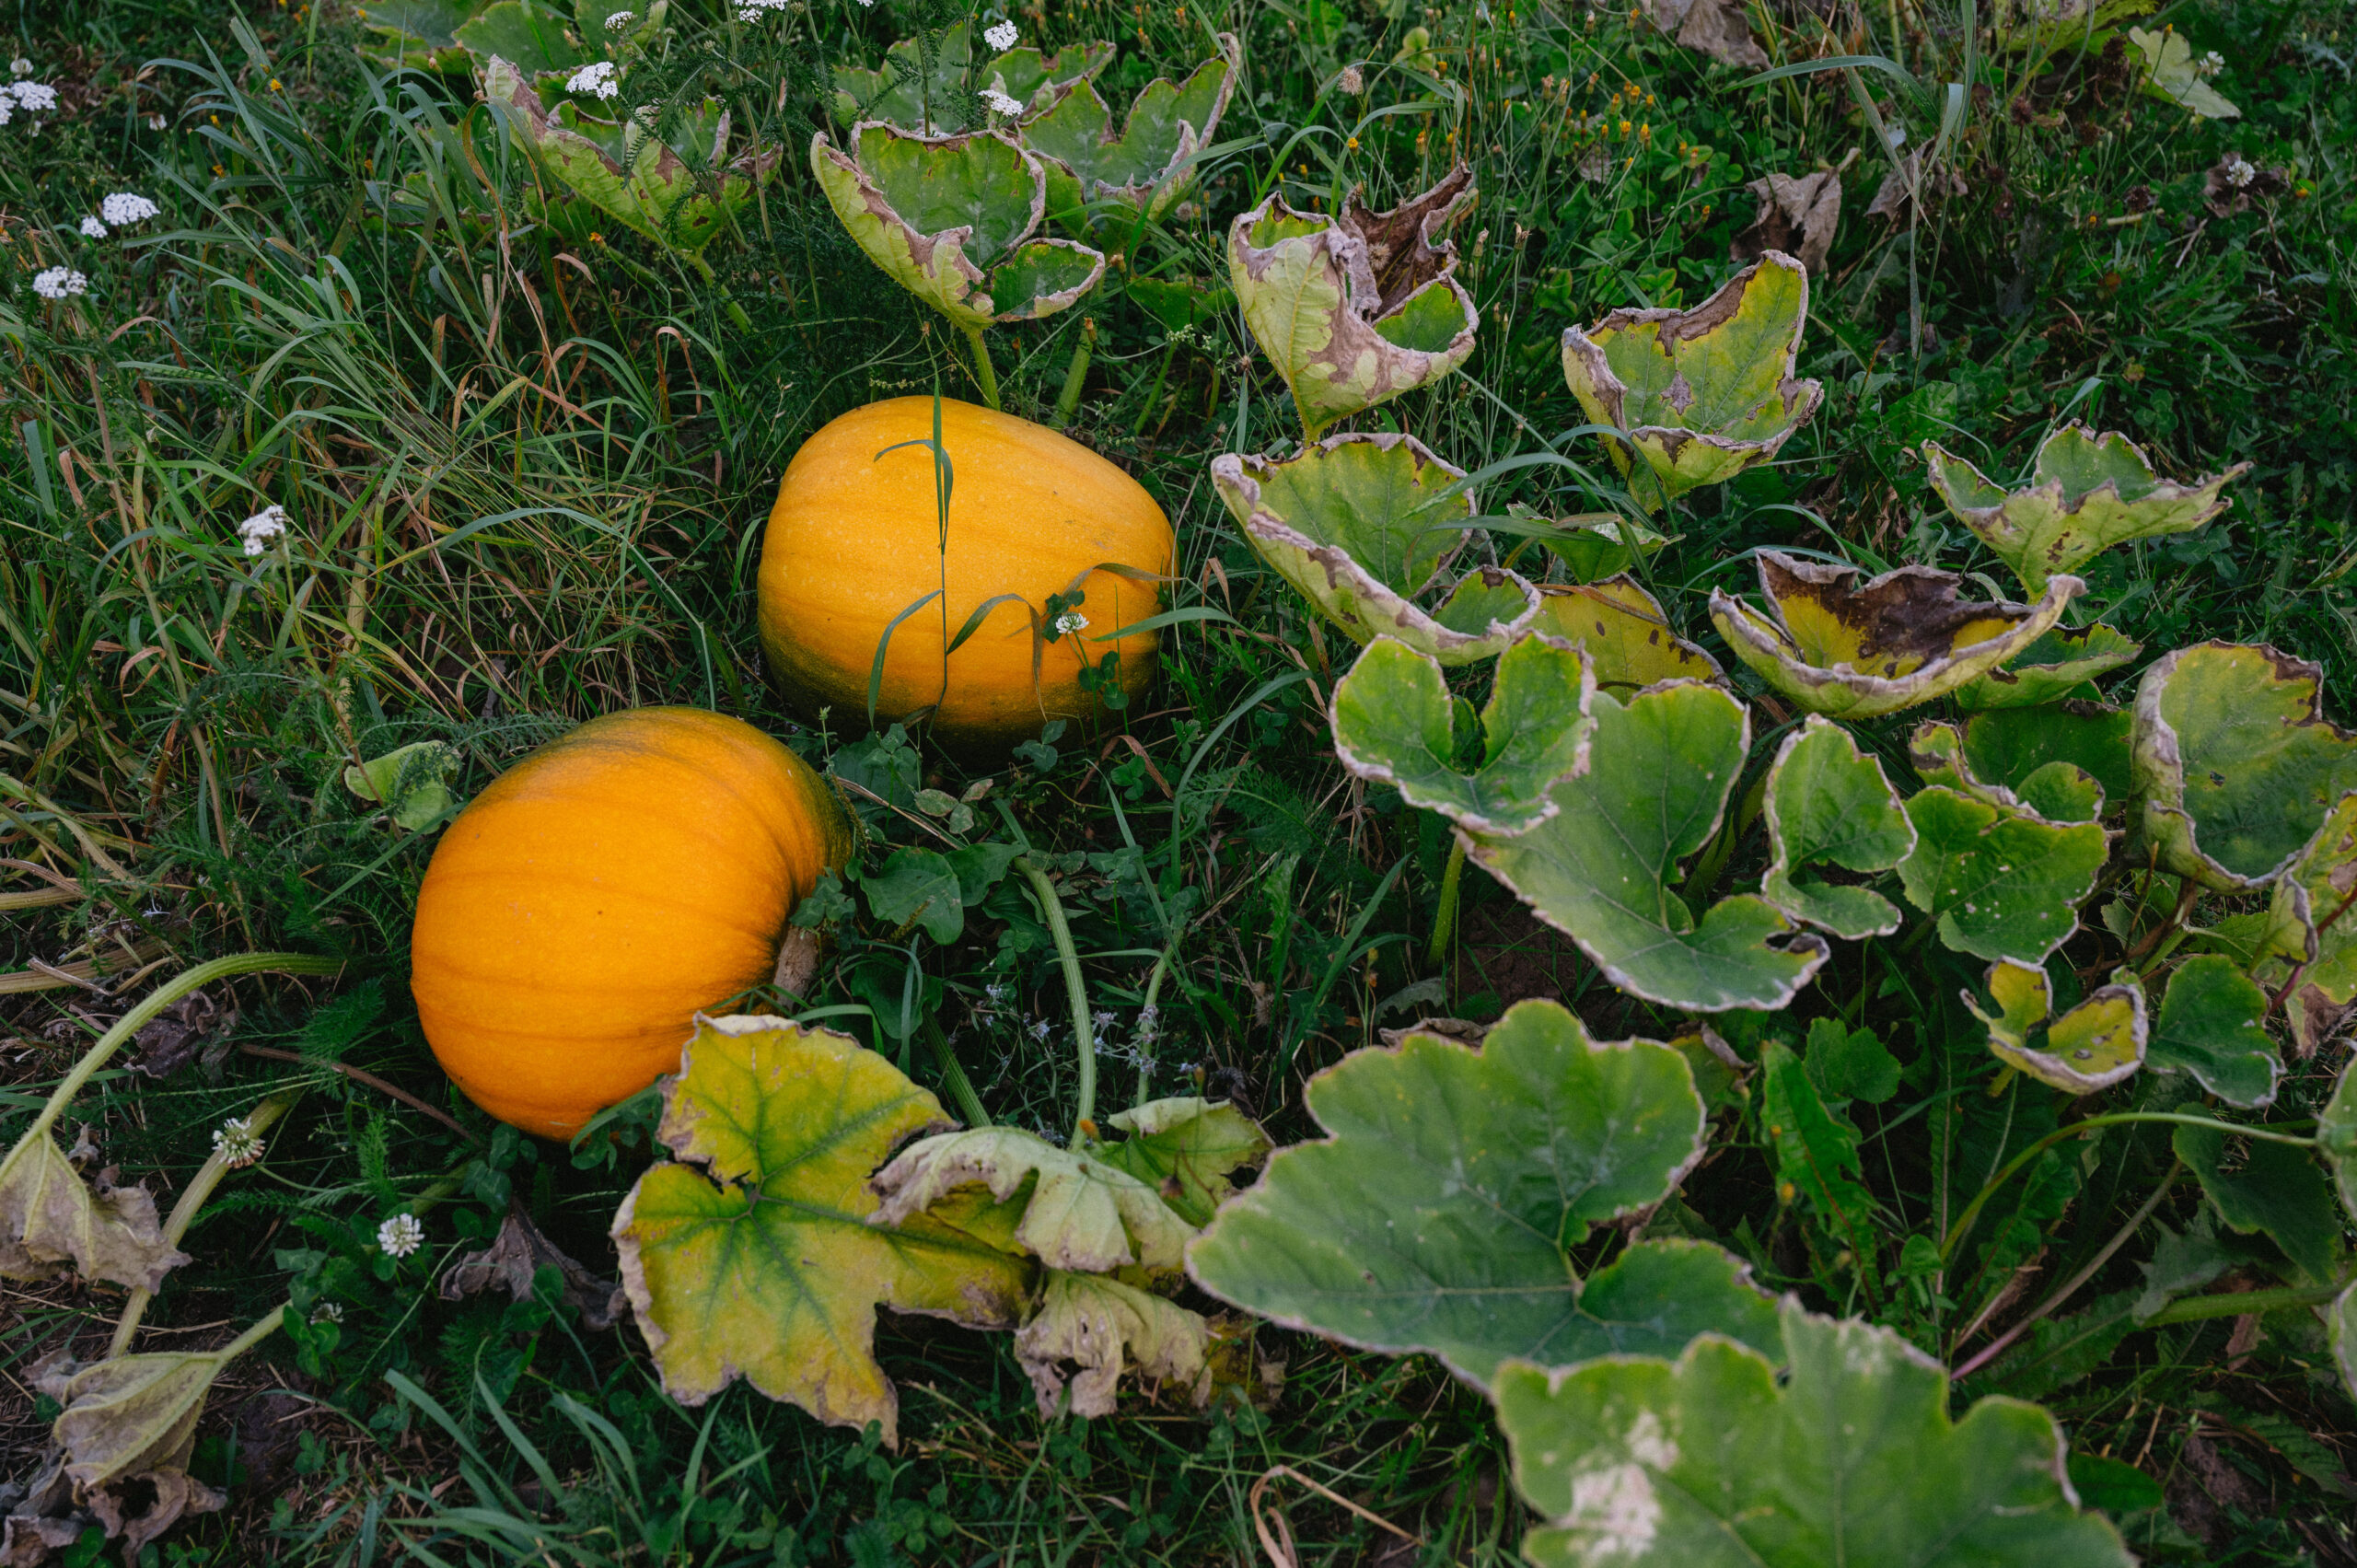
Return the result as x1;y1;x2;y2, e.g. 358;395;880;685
1966;960;2147;1094
1015;1270;1213;1417
1093;1097;1272;1228
868;1124;1195;1273
612;1016;1032;1446
2129;26;2240;119
0;1132;189;1294
1529;575;1724;693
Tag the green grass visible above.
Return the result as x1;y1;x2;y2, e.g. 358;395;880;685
4;0;2355;1562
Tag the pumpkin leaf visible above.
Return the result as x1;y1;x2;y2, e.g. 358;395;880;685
1759;714;1916;939
1966;960;2148;1095
811;122;1105;331
1961;701;2135;808
2261;794;2357;1039
830;22;1115;132
1229;166;1479;438
2332;1280;2357;1405
1127;272;1233;333
2148;955;2281;1108
1187;1001;1779;1384
2172;1121;2342;1286
869;1122;1195;1273
1952;623;2142;710
457;0;590;77
357;0;484;71
2129;25;2241;119
1561;251;1823;511
1470;681;1832;1011
1898;787;2110;967
35;1306;282;1495
1711;551;2084;719
1508;503;1676;584
1529;575;1724;693
1493;1302;2137;1568
611;1016;1032;1446
2322;1050;2356;1221
1015;1270;1212;1417
1911;720;2107;824
1211;434;1539;665
343;740;460;831
1331;633;1596;836
1024;34;1239;227
0;1132;189;1294
1092;1098;1271;1228
1926;424;2248;595
2131;642;2357;890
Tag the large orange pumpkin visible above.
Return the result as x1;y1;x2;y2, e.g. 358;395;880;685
759;397;1173;751
410;707;851;1138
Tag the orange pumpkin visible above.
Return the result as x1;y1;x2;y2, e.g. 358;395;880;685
759;397;1173;752
410;707;851;1139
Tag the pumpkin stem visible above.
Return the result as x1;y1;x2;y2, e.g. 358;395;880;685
960;322;1002;412
1015;856;1096;1143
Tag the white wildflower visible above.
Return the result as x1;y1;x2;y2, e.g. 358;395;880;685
1337;64;1364;94
1029;1017;1053;1041
566;60;621;99
101;192;161;226
7;58;28;77
984;19;1019;52
0;99;12;127
604;7;634;25
238;503;290;556
79;215;107;238
1053;610;1088;635
1134;1003;1160;1045
2223;155;2256;188
736;0;792;17
31;266;87;299
2197;50;2224;78
377;1213;425;1258
981;87;1025;116
310;1301;344;1325
8;81;58;111
1091;1008;1118;1035
212;1116;265;1168
985;981;1009;1005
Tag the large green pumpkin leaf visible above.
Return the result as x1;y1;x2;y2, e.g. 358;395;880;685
1023;35;1238;226
1187;1001;1779;1385
1211;434;1538;665
2261;793;2357;1049
1952;623;2142;710
2322;1051;2356;1218
1470;681;1832;1010
1561;251;1823;511
2131;642;2357;891
1926;424;2247;595
2148;954;2280;1108
1711;552;2083;719
1229;167;1479;438
456;0;590;76
1759;714;1916;939
1962;701;2135;808
1493;1302;2136;1568
1331;633;1596;836
2172;1121;2342;1286
1966;959;2147;1095
1898;787;2110;966
612;1016;1032;1446
1529;575;1723;694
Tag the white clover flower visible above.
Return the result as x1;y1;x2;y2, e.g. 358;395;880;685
7;58;28;78
566;60;621;99
2197;50;2225;78
377;1213;424;1258
238;503;290;556
604;7;634;25
984;19;1019;52
7;81;58;111
981;87;1025;116
310;1301;344;1325
31;266;87;299
79;215;106;238
101;192;161;226
1053;610;1088;635
2223;155;2256;188
212;1116;266;1167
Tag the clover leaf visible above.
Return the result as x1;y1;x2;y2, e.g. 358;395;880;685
2131;642;2357;890
1469;681;1832;1010
1188;1001;1780;1385
2148;954;2281;1108
612;1016;1033;1446
1025;35;1240;228
1529;575;1724;694
1211;433;1539;664
1759;715;1916;939
1332;633;1596;836
1493;1302;2136;1568
1230;166;1479;438
1966;959;2147;1095
1561;250;1823;512
830;21;1116;132
812;121;1106;332
1953;623;2142;710
1711;552;2084;719
1898;787;2110;966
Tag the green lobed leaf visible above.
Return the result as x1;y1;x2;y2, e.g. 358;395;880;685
2172;1121;2343;1287
1805;1016;1901;1106
1020;35;1239;224
1529;575;1724;693
1187;1000;1779;1385
2259;792;2357;1049
1926;424;2247;595
1898;786;2109;966
2147;954;2281;1108
1965;960;2148;1095
1759;714;1916;939
1711;552;2084;719
830;23;1115;132
1331;633;1596;836
1953;623;2142;710
2131;642;2357;891
1469;681;1832;1011
1962;700;2135;808
457;0;591;76
1493;1301;2136;1568
1091;1098;1271;1228
611;1016;1033;1446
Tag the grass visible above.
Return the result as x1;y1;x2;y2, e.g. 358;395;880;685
3;0;2355;1562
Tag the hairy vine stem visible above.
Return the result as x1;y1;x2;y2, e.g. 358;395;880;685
1014;855;1097;1143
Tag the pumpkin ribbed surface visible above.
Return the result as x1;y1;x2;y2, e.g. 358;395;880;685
410;707;851;1138
759;396;1173;750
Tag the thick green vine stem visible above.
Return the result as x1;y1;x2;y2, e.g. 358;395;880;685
1015;855;1096;1143
924;1014;991;1129
21;951;343;1145
961;322;1003;412
1051;317;1096;430
1426;837;1468;972
2143;1277;2352;1326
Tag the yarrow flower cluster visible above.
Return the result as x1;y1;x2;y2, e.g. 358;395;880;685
984;19;1019;52
79;215;107;238
980;87;1025;117
377;1213;425;1258
238;503;290;556
566;60;621;99
1;78;59;127
736;0;793;18
212;1115;266;1167
603;7;634;25
1053;610;1088;635
31;266;87;299
101;192;161;226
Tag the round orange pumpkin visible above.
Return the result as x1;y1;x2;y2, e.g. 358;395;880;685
409;707;851;1139
759;397;1173;752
